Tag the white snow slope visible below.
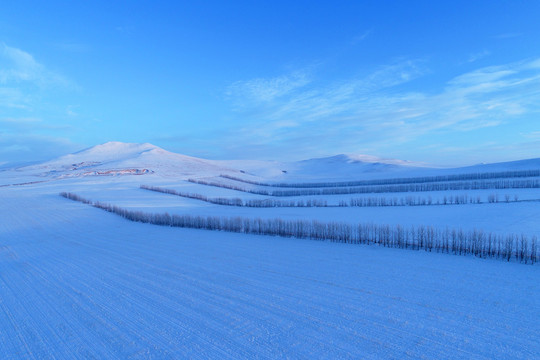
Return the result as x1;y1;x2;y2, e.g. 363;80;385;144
0;142;539;359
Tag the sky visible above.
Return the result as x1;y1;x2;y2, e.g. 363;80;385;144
0;1;539;166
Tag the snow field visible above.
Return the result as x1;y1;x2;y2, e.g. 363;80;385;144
61;181;540;238
0;189;539;359
1;143;539;358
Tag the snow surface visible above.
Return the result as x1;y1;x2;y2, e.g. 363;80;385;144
1;142;539;359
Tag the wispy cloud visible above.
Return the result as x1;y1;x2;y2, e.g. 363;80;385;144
522;131;540;139
227;59;426;124
0;132;79;163
0;87;29;109
52;42;91;53
0;43;77;112
65;105;80;117
494;32;522;39
0;117;72;132
224;57;540;161
467;50;490;63
0;117;41;124
0;43;71;88
351;29;372;44
0;44;81;164
226;71;311;104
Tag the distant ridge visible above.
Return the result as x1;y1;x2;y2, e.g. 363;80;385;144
12;141;540;182
304;154;427;167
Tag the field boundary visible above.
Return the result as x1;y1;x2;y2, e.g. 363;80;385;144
61;191;538;265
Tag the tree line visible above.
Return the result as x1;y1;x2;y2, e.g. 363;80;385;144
220;169;540;189
188;178;540;197
140;185;328;207
141;185;522;208
60;191;538;264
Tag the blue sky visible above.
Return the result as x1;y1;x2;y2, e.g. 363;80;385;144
1;1;539;166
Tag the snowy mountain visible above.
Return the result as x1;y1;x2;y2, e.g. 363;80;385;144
9;141;540;183
454;157;540;173
278;154;427;181
11;142;429;181
21;142;241;179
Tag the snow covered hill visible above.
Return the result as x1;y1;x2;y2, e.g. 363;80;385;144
9;141;540;183
275;153;426;181
18;142;242;179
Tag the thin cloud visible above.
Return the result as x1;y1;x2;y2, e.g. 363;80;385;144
351;29;372;44
467;50;490;63
226;71;311;104
0;133;80;163
493;32;522;39
0;44;82;164
0;44;78;110
66;105;80;117
52;42;91;53
223;57;540;159
0;87;29;109
0;116;73;132
0;43;71;88
522;131;540;139
0;117;41;124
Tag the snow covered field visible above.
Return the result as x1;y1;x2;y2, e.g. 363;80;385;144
1;142;539;358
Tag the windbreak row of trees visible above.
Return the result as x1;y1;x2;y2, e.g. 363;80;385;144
60;192;538;264
140;185;328;207
141;185;521;208
188;178;540;197
220;169;540;188
0;180;48;187
347;194;518;207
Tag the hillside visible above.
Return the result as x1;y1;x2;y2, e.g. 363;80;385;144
7;141;540;184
